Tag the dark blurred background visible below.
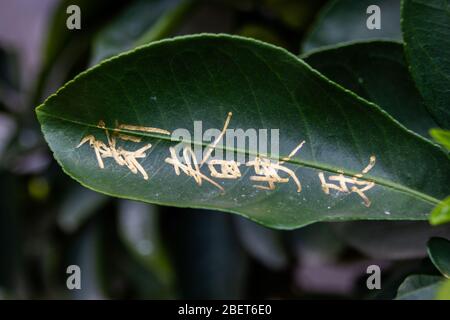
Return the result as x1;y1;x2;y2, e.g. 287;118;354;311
0;0;447;299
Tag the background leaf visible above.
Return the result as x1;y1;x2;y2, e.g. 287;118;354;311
303;41;438;139
333;221;450;260
429;130;450;225
427;237;450;279
436;279;450;300
430;196;450;226
402;0;450;128
66;220;106;299
0;172;23;296
34;0;129;102
235;217;288;270
162;209;248;298
0;46;20;93
117;200;173;290
302;0;401;52
90;0;194;66
58;184;108;233
430;129;450;151
395;274;443;300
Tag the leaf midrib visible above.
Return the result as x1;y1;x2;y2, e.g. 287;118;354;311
36;108;440;205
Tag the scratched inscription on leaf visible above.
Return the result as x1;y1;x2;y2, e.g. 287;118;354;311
77;120;170;180
318;156;376;207
76;112;377;207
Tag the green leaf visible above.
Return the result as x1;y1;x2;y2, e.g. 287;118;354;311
427;237;450;278
0;46;20;91
430;196;450;226
302;0;401;52
395;275;444;300
402;0;450;128
430;129;450;151
116;200;174;298
290;223;344;263
237;24;287;48
36;34;450;229
436;279;450;300
68;221;106;299
41;0;126;70
0;113;16;163
33;0;128;102
164;209;248;298
0;173;22;292
235;217;288;270
117;200;173;287
90;0;193;66
0;46;20;113
57;184;108;233
303;41;439;139
429;129;450;225
263;0;319;30
333;221;450;260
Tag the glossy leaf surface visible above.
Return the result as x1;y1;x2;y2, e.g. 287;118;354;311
36;34;450;228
